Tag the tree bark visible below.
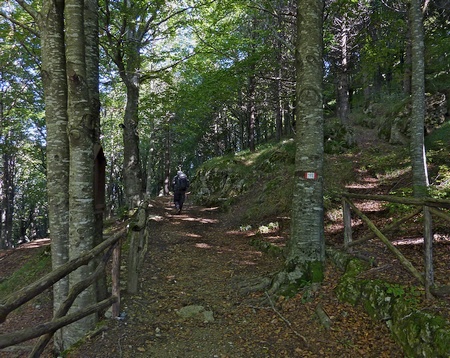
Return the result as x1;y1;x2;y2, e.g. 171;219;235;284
286;0;325;282
410;0;429;197
410;0;433;297
336;17;350;127
65;0;97;347
39;0;70;351
0;145;15;249
122;78;144;207
84;0;107;306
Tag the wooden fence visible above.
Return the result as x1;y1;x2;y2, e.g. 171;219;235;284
341;192;450;298
0;203;150;357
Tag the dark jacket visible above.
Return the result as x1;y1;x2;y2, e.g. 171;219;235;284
172;171;189;192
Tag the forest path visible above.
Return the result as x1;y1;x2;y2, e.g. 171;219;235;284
74;195;401;358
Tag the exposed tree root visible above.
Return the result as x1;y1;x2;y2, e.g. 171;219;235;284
264;291;309;346
234;276;272;295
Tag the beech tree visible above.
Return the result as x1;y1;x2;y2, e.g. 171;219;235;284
100;0;197;205
286;0;325;283
10;0;72;351
409;0;433;297
5;0;100;350
64;0;98;347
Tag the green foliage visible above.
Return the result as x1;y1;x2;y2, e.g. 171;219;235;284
429;165;450;199
425;121;450;152
324;118;355;154
386;283;421;307
385;188;414;214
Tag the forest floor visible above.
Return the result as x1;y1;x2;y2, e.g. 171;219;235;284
2;126;450;357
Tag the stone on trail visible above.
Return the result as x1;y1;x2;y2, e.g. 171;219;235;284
176;305;215;322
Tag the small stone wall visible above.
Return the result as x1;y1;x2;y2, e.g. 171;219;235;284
327;247;450;357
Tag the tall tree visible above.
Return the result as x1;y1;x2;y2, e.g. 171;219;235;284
409;0;433;297
20;0;71;350
100;0;193;207
410;0;428;196
64;0;97;346
286;0;325;283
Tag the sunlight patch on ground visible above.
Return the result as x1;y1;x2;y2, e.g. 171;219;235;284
186;233;202;238
181;217;219;224
326;208;344;222
346;180;378;189
149;215;164;221
226;230;241;234
393;234;450;246
17;238;50;250
195;242;212;249
392;237;424;246
392;237;423;246
200;207;220;212
352;200;385;212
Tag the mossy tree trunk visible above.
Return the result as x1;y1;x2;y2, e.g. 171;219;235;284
285;0;325;285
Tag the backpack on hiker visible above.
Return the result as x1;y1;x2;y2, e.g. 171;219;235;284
176;172;189;192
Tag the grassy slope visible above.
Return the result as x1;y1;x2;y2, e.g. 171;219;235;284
192;117;450;231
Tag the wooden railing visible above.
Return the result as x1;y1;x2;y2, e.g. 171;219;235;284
341;192;450;298
0;202;150;356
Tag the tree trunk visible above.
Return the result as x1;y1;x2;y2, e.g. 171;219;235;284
84;0;107;305
247;74;256;152
164;119;171;195
39;0;70;351
410;0;429;196
410;0;433;297
336;18;350;127
65;0;97;346
403;20;412;95
1;146;14;249
122;79;144;207
286;0;325;282
116;33;144;208
145;136;156;198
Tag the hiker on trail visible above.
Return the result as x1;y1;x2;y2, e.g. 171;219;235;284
172;170;189;214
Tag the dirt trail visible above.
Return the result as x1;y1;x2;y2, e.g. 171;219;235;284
73;196;401;358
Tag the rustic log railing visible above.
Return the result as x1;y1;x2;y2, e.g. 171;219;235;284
341;192;450;298
0;201;150;356
127;203;150;294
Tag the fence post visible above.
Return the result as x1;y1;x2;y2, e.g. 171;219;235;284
127;230;140;294
127;205;148;294
111;239;121;318
423;206;434;298
343;198;352;251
